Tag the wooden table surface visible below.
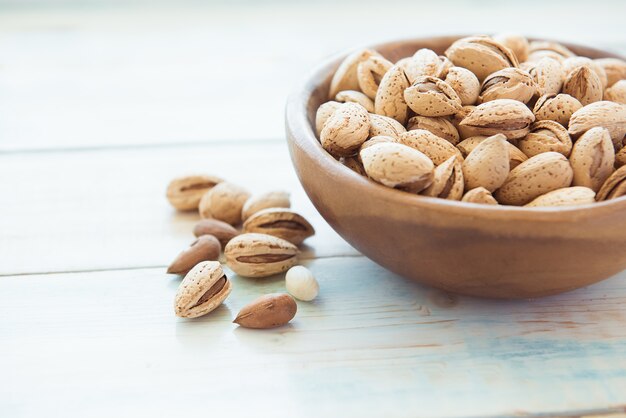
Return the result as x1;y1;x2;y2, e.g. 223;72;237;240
2;1;626;417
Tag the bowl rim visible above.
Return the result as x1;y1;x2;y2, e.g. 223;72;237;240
285;35;626;223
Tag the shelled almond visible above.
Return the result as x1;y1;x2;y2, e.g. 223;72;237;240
315;34;626;207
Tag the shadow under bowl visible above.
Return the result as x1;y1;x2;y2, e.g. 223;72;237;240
285;35;626;299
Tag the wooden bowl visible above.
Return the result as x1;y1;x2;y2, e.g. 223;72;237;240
285;35;626;298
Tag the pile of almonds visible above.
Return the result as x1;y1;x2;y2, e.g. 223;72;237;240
316;34;626;207
165;176;318;328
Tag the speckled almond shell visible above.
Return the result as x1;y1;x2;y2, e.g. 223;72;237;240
403;76;462;117
595;58;626;87
374;65;410;124
444;36;518;81
562;57;608;89
533;93;582;127
527;41;575;61
357;55;393;99
495;152;574;206
444;66;480;106
422;155;464;200
461;187;498;205
241;191;291;222
569;127;616;192
199;182;251;225
369;114;406;140
224;233;299;278
407;116;460;145
478;67;537;104
562;66;603;106
243;208;315;245
174;261;232;318
335;90;375;113
314;101;341;137
596;165;626;201
166;175;223;211
320;102;371;157
459;99;535;140
493;33;529;62
568;101;626;148
399;129;463;165
360;142;434;193
457;135;528;169
526;57;564;96
517;120;572;158
409;48;442;79
329;48;379;99
525;187;596;207
462;134;510;192
604;80;626;104
360;135;397;156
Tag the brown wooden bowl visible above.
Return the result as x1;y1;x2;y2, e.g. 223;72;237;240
285;35;626;298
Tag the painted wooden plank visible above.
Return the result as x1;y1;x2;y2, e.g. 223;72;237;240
0;142;357;276
1;257;625;417
1;1;625;151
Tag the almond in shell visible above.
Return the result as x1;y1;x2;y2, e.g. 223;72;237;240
399;129;463;165
357;55;393;99
562;66;603;106
525;187;596;207
224;233;299;278
422;155;464;200
462;134;510;192
243;208;315;245
595;58;626;87
407;116;460;145
459;99;535;140
335;90;375;113
533;94;582;127
174;261;231;318
320;102;371;157
360;142;434;193
495;152;574;206
478;67;537;104
445;36;518;81
517;120;572;158
569;127;616;192
315;101;342;138
568;101;626;149
596;165;626;201
166;175;223;211
461;187;498;205
369;114;406;140
374;65;410;124
443;66;480;106
604;80;626;104
404;76;462;117
329;49;379;99
241;191;291;222
199;182;251;225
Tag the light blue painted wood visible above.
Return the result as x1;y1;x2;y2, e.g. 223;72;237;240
1;257;625;417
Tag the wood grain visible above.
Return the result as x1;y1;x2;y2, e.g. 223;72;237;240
1;257;626;417
0;142;357;276
2;2;626;416
1;1;625;151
